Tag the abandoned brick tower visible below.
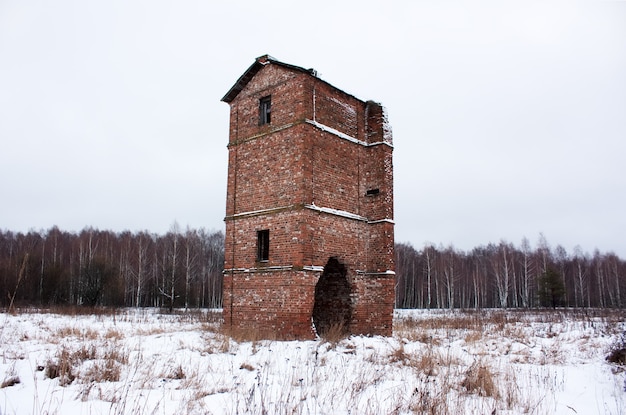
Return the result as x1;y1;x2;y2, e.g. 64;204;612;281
221;55;394;340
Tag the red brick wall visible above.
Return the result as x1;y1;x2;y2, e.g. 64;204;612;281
225;128;306;216
227;66;310;143
351;272;395;335
308;128;361;213
223;58;394;339
311;79;362;139
224;209;307;270
222;269;319;340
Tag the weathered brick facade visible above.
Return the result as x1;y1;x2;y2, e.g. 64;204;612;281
221;55;394;340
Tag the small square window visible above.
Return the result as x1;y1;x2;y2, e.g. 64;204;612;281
257;229;269;262
259;96;271;125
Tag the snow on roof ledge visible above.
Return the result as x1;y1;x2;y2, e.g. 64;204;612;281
304;204;368;222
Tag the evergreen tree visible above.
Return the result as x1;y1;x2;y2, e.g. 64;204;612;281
538;267;566;308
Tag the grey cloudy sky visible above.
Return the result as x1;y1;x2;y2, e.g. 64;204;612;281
1;1;625;257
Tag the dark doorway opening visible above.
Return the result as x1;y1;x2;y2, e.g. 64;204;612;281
312;257;352;337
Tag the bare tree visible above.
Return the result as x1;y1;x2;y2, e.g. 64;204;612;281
492;241;512;308
519;237;534;308
395;243;421;308
572;246;589;307
204;230;225;308
159;222;181;312
442;246;457;309
182;227;200;310
423;245;435;309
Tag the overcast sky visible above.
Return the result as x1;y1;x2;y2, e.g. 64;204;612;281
1;1;625;257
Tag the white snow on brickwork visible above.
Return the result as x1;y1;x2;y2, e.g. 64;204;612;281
304;203;367;221
368;218;395;224
381;106;393;145
305;119;393;148
329;96;357;117
229;205;294;218
356;269;396;275
305;119;365;146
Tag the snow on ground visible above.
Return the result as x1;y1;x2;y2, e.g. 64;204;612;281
1;308;625;415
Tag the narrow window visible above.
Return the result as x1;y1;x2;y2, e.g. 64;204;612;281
366;188;380;196
259;95;271;125
257;229;269;262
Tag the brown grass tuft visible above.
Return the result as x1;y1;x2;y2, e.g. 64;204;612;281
171;364;186;380
606;335;626;366
46;356;76;386
239;362;255;371
44;342;127;387
223;326;277;343
81;359;122;383
461;360;499;398
103;328;123;340
464;330;483;344
388;343;410;364
102;345;129;365
319;322;349;346
1;376;21;388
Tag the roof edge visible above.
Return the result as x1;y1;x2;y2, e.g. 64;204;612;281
221;54;318;103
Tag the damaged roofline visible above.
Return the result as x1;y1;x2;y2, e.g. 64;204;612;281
221;54;367;105
221;54;317;103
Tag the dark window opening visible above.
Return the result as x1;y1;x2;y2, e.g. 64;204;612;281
366;188;380;196
257;229;269;261
259;96;271;125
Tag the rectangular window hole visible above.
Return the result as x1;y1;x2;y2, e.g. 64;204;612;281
259;96;271;125
257;229;269;262
366;188;380;196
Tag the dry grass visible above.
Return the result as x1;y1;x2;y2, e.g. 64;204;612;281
45;347;77;386
1;375;20;388
135;326;167;336
319;322;349;346
1;364;20;389
44;340;128;386
461;360;499;398
167;364;186;380
239;362;255;371
81;359;122;383
408;385;450;415
463;329;483;344
202;333;232;354
606;334;626;366
44;305;121;317
394;312;486;344
3;308;625;415
388;342;410;364
222;325;277;343
104;328;124;340
415;348;447;377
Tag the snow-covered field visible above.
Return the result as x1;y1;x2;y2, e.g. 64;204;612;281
1;308;625;415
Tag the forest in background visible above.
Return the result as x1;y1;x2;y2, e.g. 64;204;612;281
0;226;224;310
396;236;626;309
1;227;624;310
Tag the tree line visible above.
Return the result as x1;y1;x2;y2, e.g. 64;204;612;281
2;227;624;310
0;225;224;310
396;236;626;309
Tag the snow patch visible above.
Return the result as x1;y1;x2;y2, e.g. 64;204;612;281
2;309;624;415
304;203;367;221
